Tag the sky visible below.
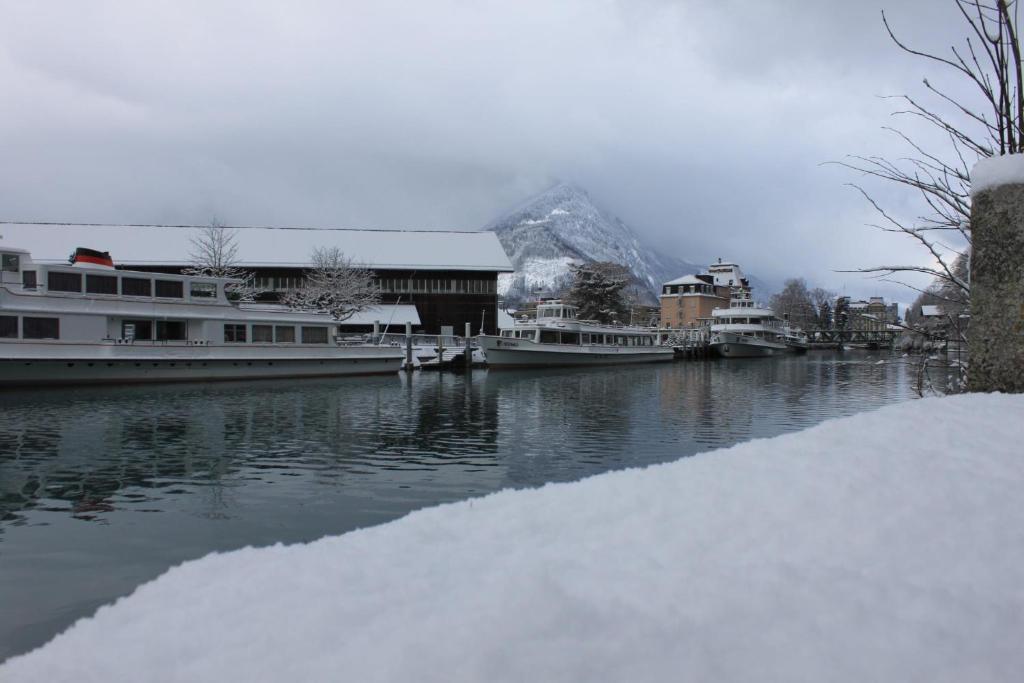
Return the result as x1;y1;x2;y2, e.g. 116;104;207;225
0;0;980;303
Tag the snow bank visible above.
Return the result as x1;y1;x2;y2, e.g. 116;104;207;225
5;394;1024;682
971;152;1024;194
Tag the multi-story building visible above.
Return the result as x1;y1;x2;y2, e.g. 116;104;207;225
0;223;514;334
845;296;899;332
659;260;749;328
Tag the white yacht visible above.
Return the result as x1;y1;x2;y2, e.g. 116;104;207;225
708;288;787;358
0;247;404;386
782;326;810;353
476;300;673;368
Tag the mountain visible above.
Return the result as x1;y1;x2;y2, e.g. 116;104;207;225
482;184;703;305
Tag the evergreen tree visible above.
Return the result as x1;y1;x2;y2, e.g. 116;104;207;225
567;261;630;324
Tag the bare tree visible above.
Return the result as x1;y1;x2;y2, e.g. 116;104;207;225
183;221;261;302
282;246;380;322
833;0;1023;303
769;278;818;330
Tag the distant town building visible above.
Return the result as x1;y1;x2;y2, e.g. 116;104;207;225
0;223;514;334
658;259;749;328
841;296;899;333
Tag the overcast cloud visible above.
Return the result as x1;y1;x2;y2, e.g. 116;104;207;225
0;0;975;301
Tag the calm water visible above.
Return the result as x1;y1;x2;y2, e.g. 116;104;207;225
1;351;914;660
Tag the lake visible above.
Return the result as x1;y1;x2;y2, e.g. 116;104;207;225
0;351;915;661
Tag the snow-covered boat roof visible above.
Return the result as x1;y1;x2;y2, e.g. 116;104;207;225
711;307;775;317
0;223;513;273
239;303;421;326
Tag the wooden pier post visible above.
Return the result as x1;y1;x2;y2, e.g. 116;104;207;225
405;321;413;371
465;322;473;369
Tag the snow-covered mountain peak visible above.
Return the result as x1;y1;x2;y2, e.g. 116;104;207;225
482;183;701;304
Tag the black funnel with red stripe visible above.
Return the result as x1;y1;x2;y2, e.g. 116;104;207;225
70;247;114;269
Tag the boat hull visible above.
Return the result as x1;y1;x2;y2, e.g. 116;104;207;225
477;336;674;368
0;344;404;386
710;333;787;358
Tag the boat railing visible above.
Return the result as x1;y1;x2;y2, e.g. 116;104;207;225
371;333;476;349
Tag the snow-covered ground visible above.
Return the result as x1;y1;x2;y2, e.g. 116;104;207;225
4;393;1023;682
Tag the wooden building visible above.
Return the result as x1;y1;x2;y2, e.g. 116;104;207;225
0;224;513;334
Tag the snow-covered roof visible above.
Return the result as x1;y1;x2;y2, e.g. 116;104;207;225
0;223;513;272
662;274;709;287
920;305;943;317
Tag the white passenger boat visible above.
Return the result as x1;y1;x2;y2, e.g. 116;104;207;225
709;305;787;358
0;247;404;386
476;300;673;368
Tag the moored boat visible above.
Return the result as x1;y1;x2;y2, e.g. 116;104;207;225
476;300;673;368
0;246;404;386
709;308;787;358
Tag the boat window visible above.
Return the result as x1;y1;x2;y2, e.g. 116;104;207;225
616;336;626;346
2;254;19;272
47;271;82;293
86;274;118;295
540;330;558;344
224;324;247;343
581;333;591;344
252;325;273;342
501;330;514;337
560;332;579;345
190;282;217;299
122;277;152;297
23;317;59;339
155;280;184;298
301;326;328;344
22;270;37;289
122;320;153;340
275;326;295;343
156;321;187;341
0;316;17;338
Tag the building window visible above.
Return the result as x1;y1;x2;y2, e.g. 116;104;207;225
252;324;273;342
190;282;217;298
155;280;184;298
0;315;17;338
22;270;37;289
224;324;247;343
86;274;119;295
275;326;295;343
156;321;187;341
301;326;328;344
23;317;59;339
47;271;82;293
122;320;153;340
1;254;19;272
122;278;152;297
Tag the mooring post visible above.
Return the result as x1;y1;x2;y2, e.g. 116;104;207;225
373;320;380;345
968;155;1024;392
465;321;473;369
405;321;413;372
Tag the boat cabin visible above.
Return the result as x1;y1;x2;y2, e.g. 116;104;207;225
0;247;339;347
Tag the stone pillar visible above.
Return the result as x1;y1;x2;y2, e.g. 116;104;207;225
968;155;1024;392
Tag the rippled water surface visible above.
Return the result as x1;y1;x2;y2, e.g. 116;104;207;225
1;352;915;660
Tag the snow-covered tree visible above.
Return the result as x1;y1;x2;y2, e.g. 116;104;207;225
567;261;630;324
183;221;261;302
282;246;380;322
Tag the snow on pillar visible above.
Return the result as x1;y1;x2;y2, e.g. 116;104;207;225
969;154;1024;392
